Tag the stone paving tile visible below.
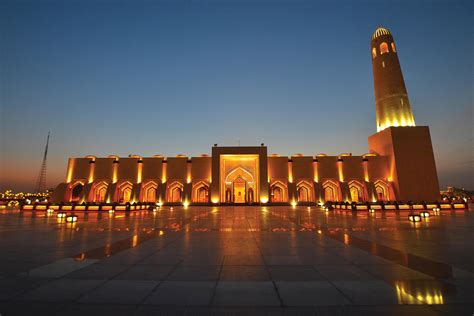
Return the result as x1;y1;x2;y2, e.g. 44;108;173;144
0;276;51;300
56;303;138;316
114;264;175;281
20;258;99;278
220;265;270;281
223;255;265;265
213;281;281;306
167;265;221;281
138;253;185;265
0;301;67;316
18;278;104;302
276;281;351;306
78;280;158;304
268;266;326;281
144;281;215;305
65;263;129;280
358;264;433;281
314;264;378;281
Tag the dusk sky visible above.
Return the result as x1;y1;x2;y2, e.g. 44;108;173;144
1;0;472;192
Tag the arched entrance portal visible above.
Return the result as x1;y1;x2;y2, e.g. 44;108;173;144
224;166;256;203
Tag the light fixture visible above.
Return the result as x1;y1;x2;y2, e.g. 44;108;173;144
183;201;189;208
108;209;115;214
57;212;67;218
291;200;297;207
369;209;375;213
66;215;78;222
420;211;430;218
46;208;54;214
408;214;421;222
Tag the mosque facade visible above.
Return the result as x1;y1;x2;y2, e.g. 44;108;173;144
52;27;440;205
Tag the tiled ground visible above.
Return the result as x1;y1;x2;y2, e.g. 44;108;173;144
0;206;473;315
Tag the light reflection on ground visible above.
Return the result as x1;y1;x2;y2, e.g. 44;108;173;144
0;206;472;314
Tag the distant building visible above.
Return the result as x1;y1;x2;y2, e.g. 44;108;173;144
52;27;439;205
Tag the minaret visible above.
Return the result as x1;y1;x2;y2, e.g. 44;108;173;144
371;27;415;132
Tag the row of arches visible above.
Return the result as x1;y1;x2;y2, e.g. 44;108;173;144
270;179;391;203
66;180;210;204
66;179;391;204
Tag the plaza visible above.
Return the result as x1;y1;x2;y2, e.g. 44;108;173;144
0;206;472;315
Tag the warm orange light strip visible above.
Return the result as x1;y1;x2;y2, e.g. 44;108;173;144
88;162;95;183
186;160;192;184
161;161;167;183
312;160;319;183
363;160;369;182
66;159;74;183
288;161;293;183
112;163;118;183
337;160;344;182
137;161;143;184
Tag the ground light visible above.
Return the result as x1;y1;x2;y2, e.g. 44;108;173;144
108;209;115;214
420;211;430;218
46;208;54;215
369;208;375;213
57;212;66;219
66;215;78;222
408;214;421;222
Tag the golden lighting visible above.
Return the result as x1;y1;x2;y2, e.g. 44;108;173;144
420;211;430;218
137;161;143;184
57;212;67;218
162;161;167;183
288;160;293;183
312;160;319;182
260;197;268;204
132;235;138;247
66;159;74;183
108;209;115;214
66;215;78;222
159;230;165;236
395;282;444;305
337;160;344;182
88;162;95;183
408;214;421;222
112;162;118;183
183;200;189;208
186;161;192;184
369;208;375;213
363;160;369;182
212;197;219;204
46;208;54;215
291;200;297;207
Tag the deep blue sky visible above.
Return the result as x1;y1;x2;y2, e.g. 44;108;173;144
1;0;472;191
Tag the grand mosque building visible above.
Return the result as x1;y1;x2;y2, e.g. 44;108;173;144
51;28;440;205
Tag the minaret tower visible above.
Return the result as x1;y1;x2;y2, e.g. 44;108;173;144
371;27;415;132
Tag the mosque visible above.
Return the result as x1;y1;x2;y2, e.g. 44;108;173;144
51;27;440;205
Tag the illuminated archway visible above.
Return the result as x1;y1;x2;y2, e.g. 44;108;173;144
380;42;389;54
142;181;158;202
374;180;390;201
167;181;184;203
224;166;256;203
116;181;133;203
193;181;209;203
348;180;366;202
68;181;84;202
296;180;313;202
322;180;340;202
270;181;288;203
92;181;108;203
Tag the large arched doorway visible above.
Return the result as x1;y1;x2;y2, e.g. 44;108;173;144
224;166;256;203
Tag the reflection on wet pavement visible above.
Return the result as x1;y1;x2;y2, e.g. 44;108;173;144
0;206;472;314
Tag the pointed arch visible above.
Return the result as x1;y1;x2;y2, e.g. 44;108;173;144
270;180;288;203
193;181;209;203
380;42;389;54
67;180;85;202
167;181;184;203
225;166;254;183
348;180;366;202
142;181;158;202
322;180;340;202
116;181;133;203
374;180;390;201
91;181;108;203
296;180;313;202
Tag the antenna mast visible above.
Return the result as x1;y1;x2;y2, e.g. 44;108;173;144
35;132;50;193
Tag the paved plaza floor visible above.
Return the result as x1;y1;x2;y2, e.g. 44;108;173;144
0;206;472;315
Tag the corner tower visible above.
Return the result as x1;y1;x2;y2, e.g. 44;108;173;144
371;27;415;132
